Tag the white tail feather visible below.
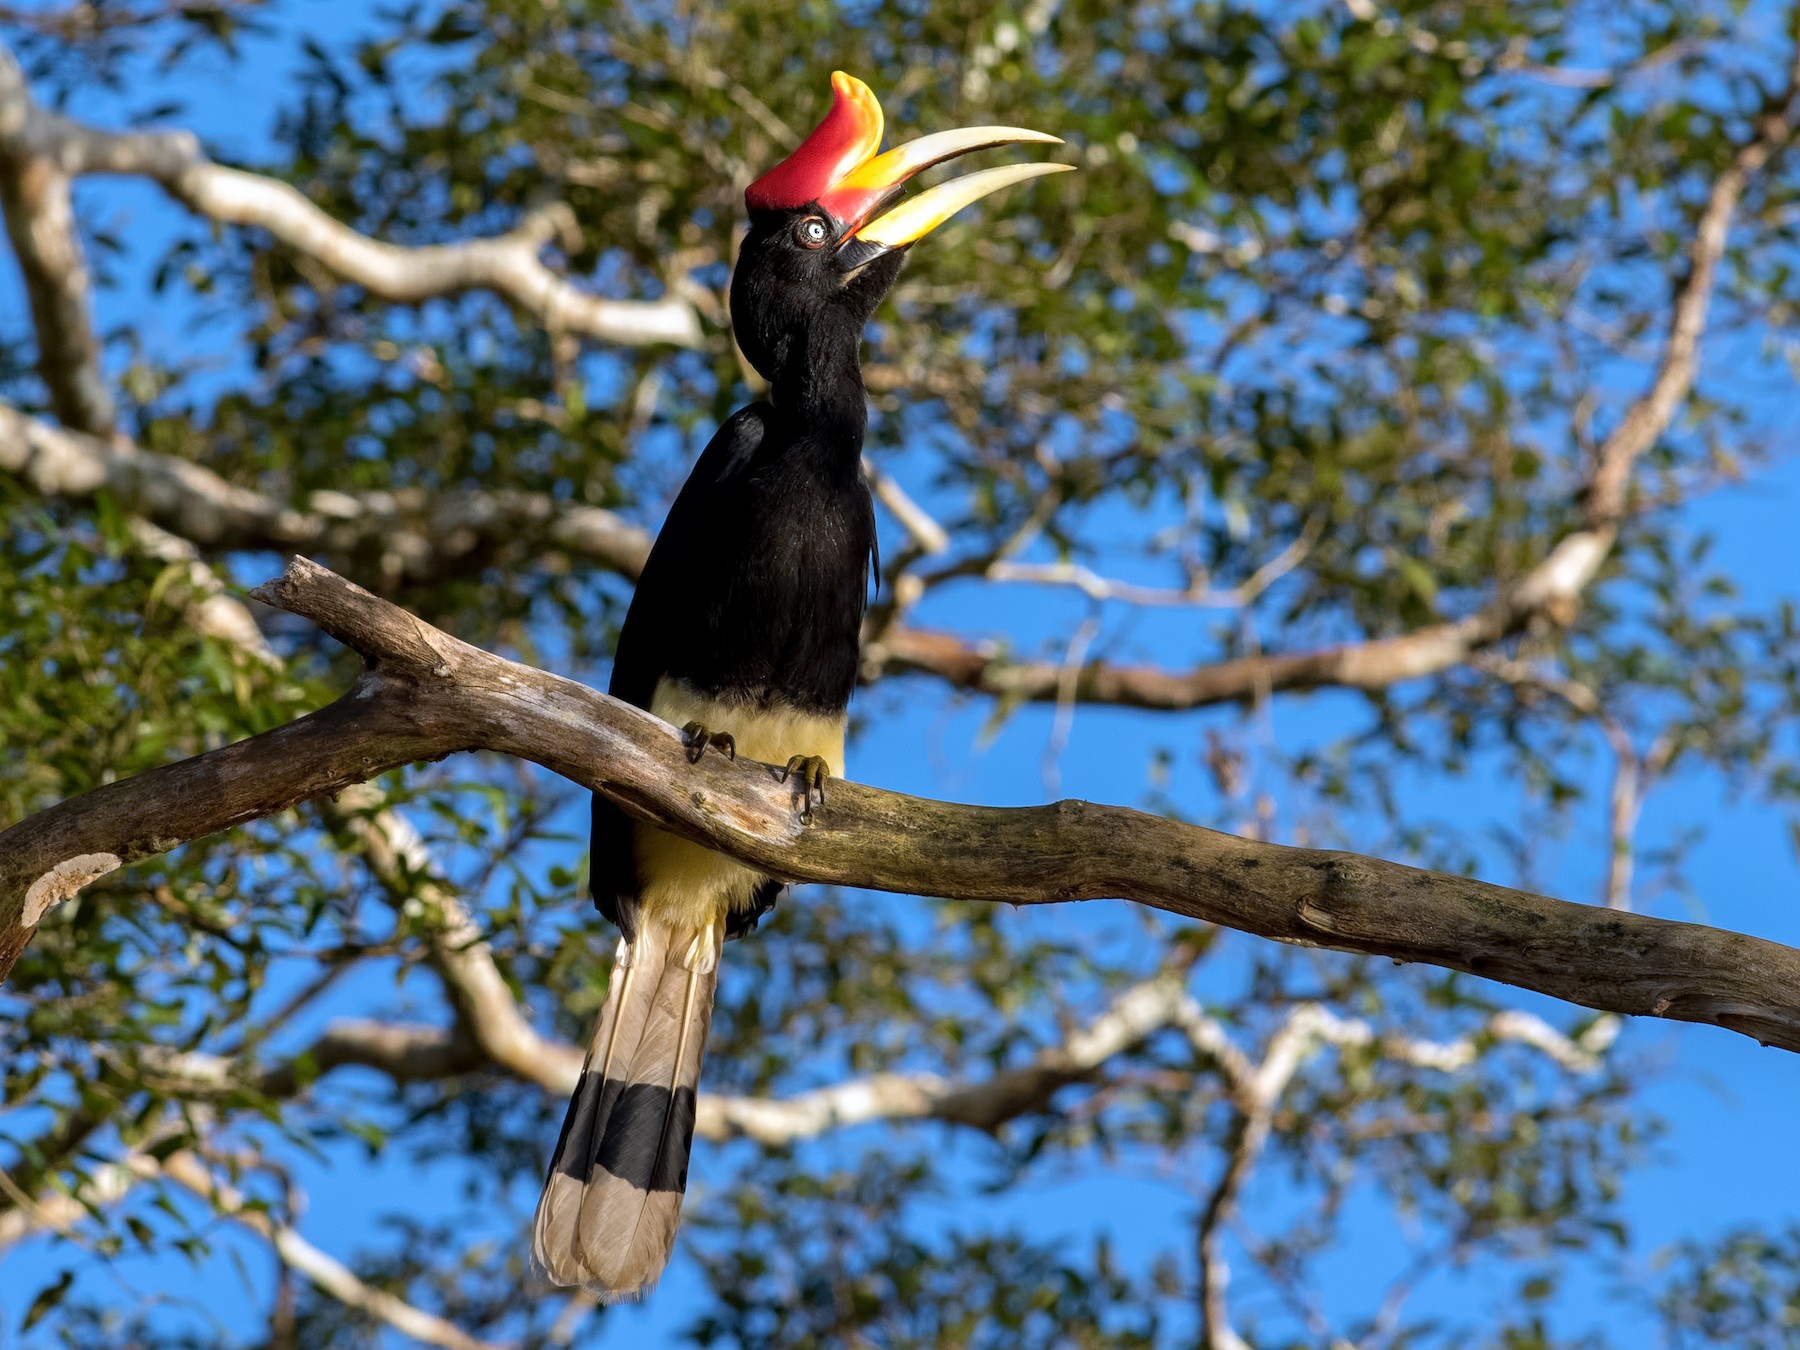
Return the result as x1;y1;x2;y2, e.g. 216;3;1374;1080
533;918;718;1299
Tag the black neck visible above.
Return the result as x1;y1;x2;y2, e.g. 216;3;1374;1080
770;311;868;445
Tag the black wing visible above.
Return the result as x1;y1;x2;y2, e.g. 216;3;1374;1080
590;405;770;936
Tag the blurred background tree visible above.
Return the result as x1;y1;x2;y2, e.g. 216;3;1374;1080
3;0;1800;1345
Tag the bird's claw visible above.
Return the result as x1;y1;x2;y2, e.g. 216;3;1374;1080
681;721;736;765
780;754;830;822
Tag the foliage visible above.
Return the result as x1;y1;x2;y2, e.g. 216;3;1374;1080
4;0;1800;1346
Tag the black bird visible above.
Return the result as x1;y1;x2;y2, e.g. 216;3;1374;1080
533;72;1069;1297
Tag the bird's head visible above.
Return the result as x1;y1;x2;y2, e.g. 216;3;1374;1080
729;71;1071;384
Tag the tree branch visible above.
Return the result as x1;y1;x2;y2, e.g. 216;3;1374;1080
0;1142;155;1252
100;973;1201;1145
85;979;1623;1157
0;106;115;434
0;402;654;583
0;390;1605;713
0;44;702;350
155;1152;507;1350
323;784;588;1091
3;558;1799;1053
1582;42;1800;525
700;970;1192;1143
4;33;1792;721
5;972;1620;1269
3;1122;508;1348
130;1019;489;1100
976;519;1319;610
871;51;1800;710
1187;997;1615;1348
0;400;1592;714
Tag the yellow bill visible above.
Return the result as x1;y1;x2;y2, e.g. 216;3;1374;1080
854;161;1076;250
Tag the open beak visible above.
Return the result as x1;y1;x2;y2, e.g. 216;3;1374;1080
746;72;1073;266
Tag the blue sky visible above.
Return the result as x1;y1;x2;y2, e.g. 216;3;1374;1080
3;2;1800;1345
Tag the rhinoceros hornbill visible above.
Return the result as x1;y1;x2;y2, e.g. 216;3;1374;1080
532;72;1069;1297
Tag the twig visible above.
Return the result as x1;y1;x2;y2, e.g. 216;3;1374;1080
983;517;1323;611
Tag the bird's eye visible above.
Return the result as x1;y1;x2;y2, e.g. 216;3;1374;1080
793;216;830;249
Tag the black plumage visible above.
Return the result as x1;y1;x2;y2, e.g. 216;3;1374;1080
590;233;903;942
532;69;1067;1299
537;217;905;1300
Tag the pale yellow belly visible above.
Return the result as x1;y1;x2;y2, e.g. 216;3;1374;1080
632;678;846;930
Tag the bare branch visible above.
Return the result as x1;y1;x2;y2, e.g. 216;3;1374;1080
1470;658;1678;915
4;558;1800;1054
1196;1104;1260;1350
0;60;114;434
5;969;1621;1272
701;970;1195;1143
1195;1004;1361;1348
980;517;1319;610
0;403;654;583
1604;732;1647;913
122;974;1214;1145
1586;46;1800;521
1599;723;1678;913
131;1019;487;1101
867;592;1558;709
862;516;1616;710
154;984;1620;1152
10;1121;510;1346
1469;654;1602;717
0;156;112;429
0;44;701;350
1494;37;1707;89
0;377;1691;716
202;964;1183;1147
0;979;1177;1228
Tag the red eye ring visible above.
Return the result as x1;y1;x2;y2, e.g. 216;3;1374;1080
793;216;830;250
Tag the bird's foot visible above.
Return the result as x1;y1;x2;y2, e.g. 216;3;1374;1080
779;754;830;822
681;721;736;765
